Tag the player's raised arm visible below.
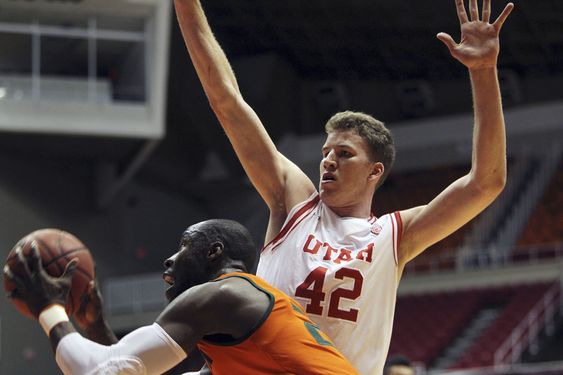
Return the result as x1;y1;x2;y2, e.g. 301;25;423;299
397;0;513;267
173;0;315;224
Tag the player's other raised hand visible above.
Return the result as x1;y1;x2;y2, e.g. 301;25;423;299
74;278;118;345
74;279;104;331
437;0;514;70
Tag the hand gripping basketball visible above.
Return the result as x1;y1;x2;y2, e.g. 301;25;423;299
4;243;78;319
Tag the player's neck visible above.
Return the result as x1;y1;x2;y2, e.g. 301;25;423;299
215;264;247;279
327;201;372;219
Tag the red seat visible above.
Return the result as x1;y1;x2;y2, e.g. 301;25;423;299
389;282;556;369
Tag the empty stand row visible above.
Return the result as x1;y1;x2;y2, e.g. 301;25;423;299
389;282;560;370
376;156;562;274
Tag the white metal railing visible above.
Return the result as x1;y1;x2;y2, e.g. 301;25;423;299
461;157;531;253
493;282;562;367
0;74;112;103
0;18;146;103
104;272;166;315
429;360;563;375
492;146;562;255
405;243;563;275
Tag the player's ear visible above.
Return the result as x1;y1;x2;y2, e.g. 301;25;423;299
368;162;384;182
208;241;224;261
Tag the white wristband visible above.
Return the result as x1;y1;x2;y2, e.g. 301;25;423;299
39;304;69;335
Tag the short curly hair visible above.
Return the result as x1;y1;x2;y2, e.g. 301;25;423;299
325;111;395;188
187;219;258;273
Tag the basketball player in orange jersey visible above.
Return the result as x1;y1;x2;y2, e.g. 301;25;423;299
174;0;514;373
5;219;359;375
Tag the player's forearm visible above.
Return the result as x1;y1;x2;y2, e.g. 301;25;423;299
45;311;116;355
54;323;187;375
174;0;241;104
50;322;78;353
468;67;507;192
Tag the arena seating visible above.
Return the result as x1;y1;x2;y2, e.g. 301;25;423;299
516;158;563;249
389;289;481;364
388;282;556;369
450;283;553;369
375;157;563;273
375;164;474;270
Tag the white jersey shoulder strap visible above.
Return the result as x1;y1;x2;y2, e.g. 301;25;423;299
263;192;320;253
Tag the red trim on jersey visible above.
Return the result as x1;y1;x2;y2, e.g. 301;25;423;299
390;211;403;267
394;211;403;253
261;194;320;253
391;214;398;266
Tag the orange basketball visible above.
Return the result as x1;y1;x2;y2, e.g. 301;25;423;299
3;229;95;319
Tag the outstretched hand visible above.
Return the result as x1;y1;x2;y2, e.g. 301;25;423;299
437;0;514;70
74;277;118;345
74;279;105;331
4;243;77;318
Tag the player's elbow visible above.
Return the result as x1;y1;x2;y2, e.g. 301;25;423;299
495;171;507;192
487;167;507;194
470;170;506;200
485;176;505;200
207;85;242;114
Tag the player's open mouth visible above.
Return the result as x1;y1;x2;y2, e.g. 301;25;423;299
321;172;336;183
163;273;175;286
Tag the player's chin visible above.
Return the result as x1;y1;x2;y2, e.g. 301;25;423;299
319;186;338;201
165;286;177;302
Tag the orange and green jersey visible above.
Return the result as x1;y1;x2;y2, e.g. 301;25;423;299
197;272;359;375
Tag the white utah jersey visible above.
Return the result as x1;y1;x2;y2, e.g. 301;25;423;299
257;193;403;375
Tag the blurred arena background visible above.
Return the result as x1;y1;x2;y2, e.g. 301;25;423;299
0;0;562;374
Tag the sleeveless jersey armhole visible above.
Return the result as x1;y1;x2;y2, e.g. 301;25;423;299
390;211;403;267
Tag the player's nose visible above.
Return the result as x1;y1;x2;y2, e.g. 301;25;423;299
322;154;337;170
163;257;174;269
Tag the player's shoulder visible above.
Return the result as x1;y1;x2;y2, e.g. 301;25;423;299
157;276;269;340
193;276;250;303
213;275;258;298
163;276;261;325
376;206;422;222
194;275;274;337
395;206;424;227
199;274;264;308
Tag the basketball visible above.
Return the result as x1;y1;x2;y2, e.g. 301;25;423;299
3;229;95;319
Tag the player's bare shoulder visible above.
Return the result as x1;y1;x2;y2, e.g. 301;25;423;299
212;276;272;313
396;205;427;266
167;278;257;310
182;276;271;332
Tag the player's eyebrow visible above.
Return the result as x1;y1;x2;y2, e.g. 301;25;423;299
322;144;354;152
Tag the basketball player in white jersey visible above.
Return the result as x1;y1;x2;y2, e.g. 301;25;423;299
174;0;514;373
